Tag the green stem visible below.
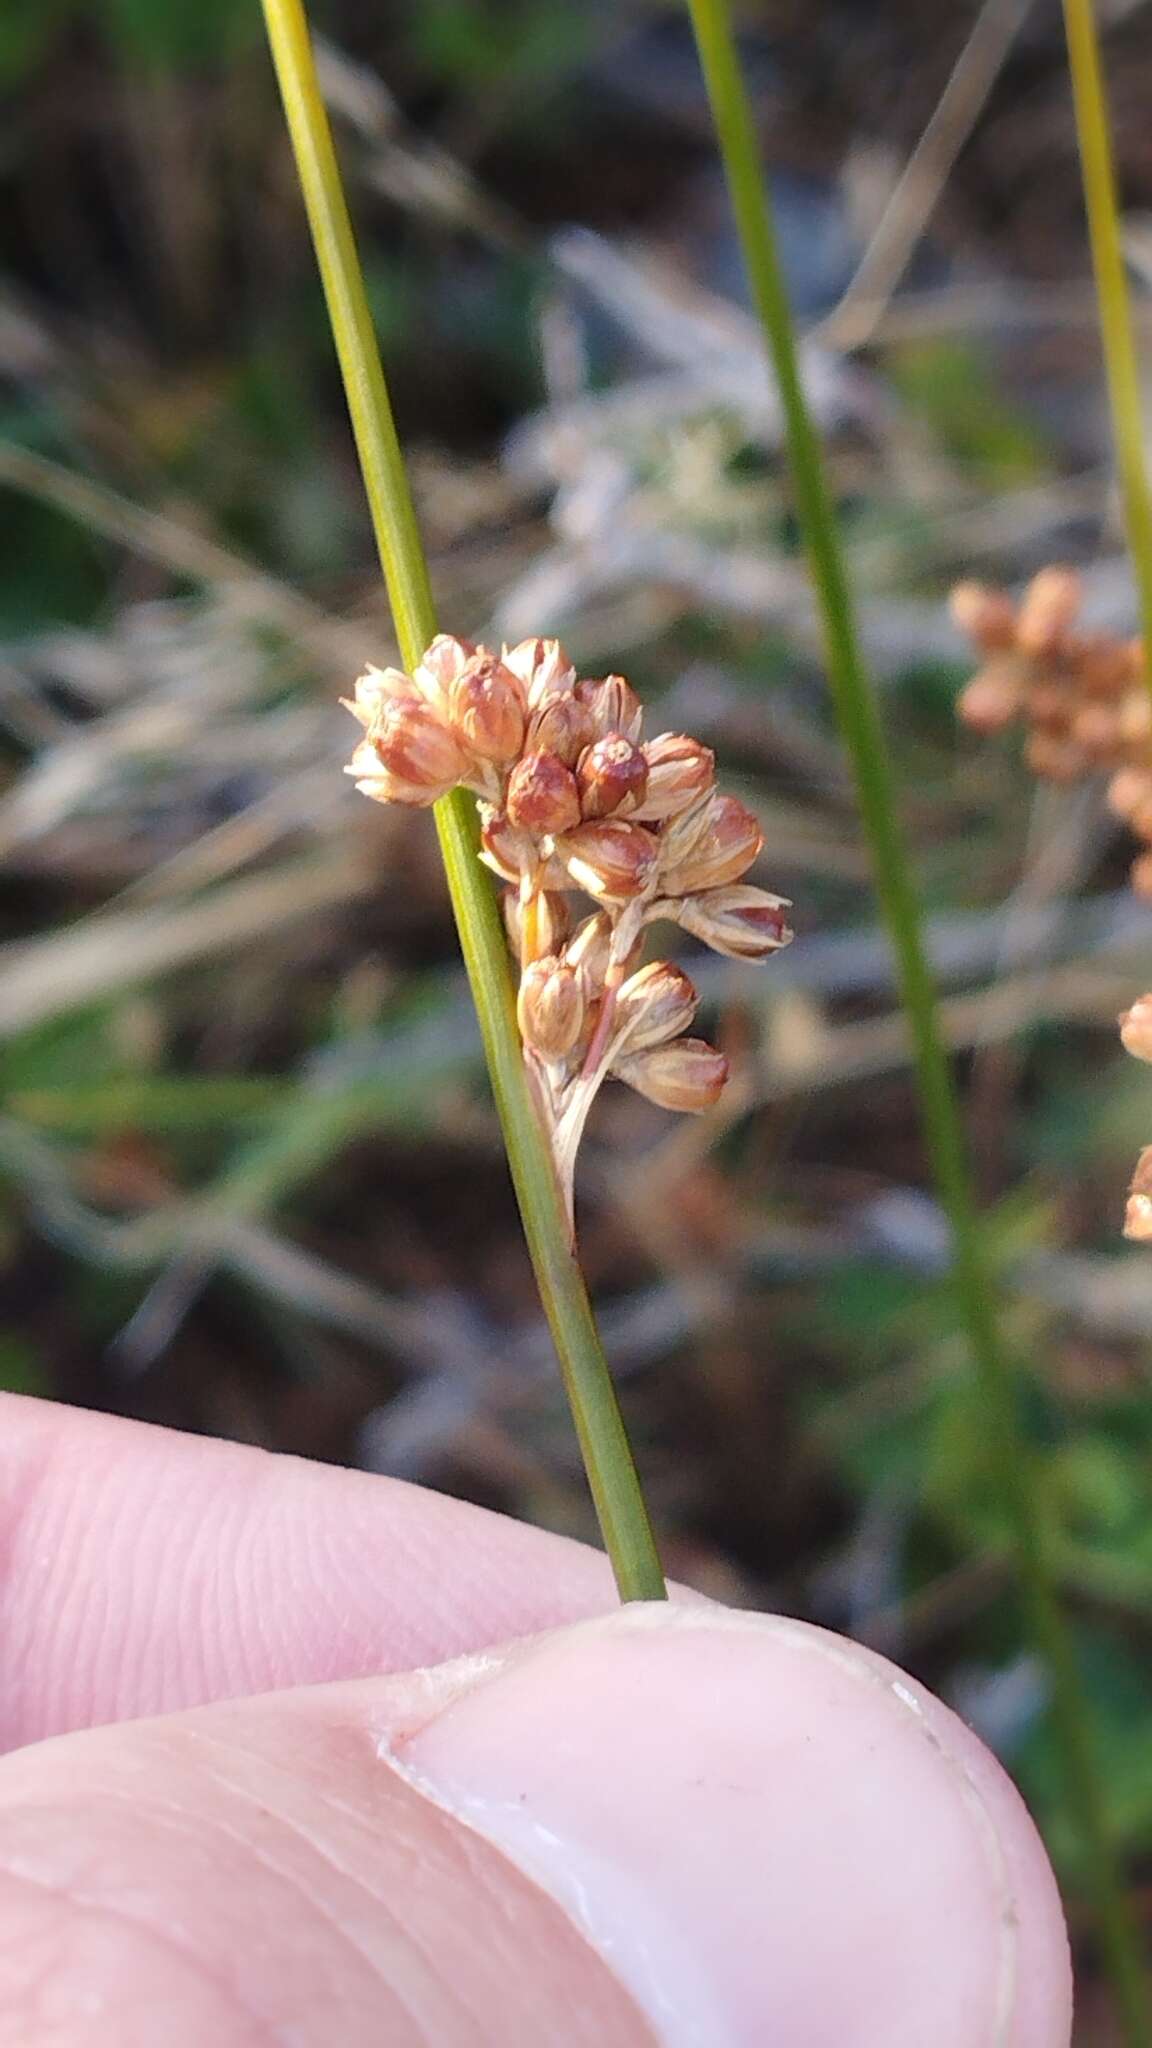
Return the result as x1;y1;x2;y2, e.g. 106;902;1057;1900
685;0;1148;2033
259;0;664;1603
1062;0;1152;697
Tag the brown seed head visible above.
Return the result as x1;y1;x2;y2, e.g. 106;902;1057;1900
506;751;582;836
576;734;649;819
659;794;763;894
671;884;793;960
632;733;716;820
503;889;572;963
556;818;659;900
517;955;588;1059
502;637;577;709
574;675;644;744
613;961;698;1053
449;652;527;764
367;694;469;801
612;1037;729;1113
1120;994;1152;1064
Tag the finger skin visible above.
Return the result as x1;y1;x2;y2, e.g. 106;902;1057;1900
0;1682;655;2048
0;1394;619;1749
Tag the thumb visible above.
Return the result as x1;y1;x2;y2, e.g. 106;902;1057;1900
0;1605;1070;2047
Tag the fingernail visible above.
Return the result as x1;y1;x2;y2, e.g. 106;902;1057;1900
386;1606;1071;2047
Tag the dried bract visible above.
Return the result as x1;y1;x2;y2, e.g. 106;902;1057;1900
670;884;793;960
611;1037;729;1114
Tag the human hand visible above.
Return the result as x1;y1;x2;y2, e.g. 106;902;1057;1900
0;1395;1070;2044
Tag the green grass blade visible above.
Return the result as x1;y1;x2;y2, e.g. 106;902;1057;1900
259;0;664;1603
1063;0;1152;695
685;0;1149;2031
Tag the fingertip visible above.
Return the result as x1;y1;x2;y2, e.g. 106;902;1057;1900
390;1605;1073;2047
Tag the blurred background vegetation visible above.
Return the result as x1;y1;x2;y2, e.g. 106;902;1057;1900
2;0;1152;2030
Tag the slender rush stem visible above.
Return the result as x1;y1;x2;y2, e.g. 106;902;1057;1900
685;0;1149;2033
1062;0;1152;703
259;0;664;1603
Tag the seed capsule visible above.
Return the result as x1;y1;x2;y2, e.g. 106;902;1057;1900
612;1036;729;1113
449;652;526;764
506;751;582;836
575;734;649;819
612;961;698;1053
671;884;793;960
526;694;592;765
574;675;643;744
632;733;715;820
363;695;469;802
517;955;587;1059
659;794;763;894
502;637;577;708
556;819;659;900
503;889;572;962
346;736;446;807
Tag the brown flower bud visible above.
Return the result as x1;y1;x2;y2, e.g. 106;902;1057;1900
413;634;477;715
574;675;644;744
506;751;582;836
949;582;1017;652
502;637;576;708
1120;995;1152;1064
612;1037;729;1113
671;884;793;960
562;911;614;982
632;733;716;820
359;695;468;803
525;694;592;765
479;810;531;883
1125;1145;1152;1241
1016;567;1081;659
517;954;587;1059
613;961;698;1053
556;819;659;900
449;652;526;764
343;665;413;731
659;794;763;894
575;734;649;819
956;663;1022;735
503;889;572;962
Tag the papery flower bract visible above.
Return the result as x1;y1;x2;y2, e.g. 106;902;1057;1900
576;735;649;819
517;954;588;1059
346;735;446;807
612;961;698;1053
504;888;572;963
503;637;577;709
557;819;659;900
659;794;763;894
612;1036;729;1113
413;633;477;715
343;664;414;730
632;733;716;820
526;695;591;765
450;652;527;764
669;884;792;960
575;675;643;744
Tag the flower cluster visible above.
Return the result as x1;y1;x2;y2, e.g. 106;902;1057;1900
345;633;792;1213
952;567;1152;893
